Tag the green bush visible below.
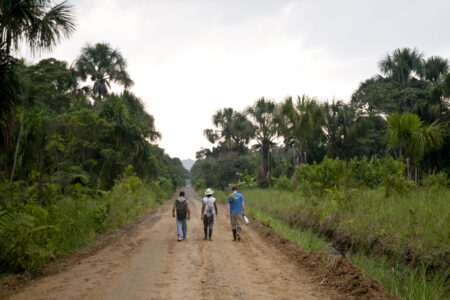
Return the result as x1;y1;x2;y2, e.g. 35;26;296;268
295;156;413;197
422;171;449;190
0;166;173;273
193;178;205;190
295;157;346;195
274;175;294;191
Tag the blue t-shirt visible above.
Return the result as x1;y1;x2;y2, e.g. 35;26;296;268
226;192;244;214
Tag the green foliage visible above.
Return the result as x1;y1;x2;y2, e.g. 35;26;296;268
0;48;186;273
204;107;254;153
387;112;444;162
0;45;23;148
246;97;278;179
190;152;259;190
0;167;173;273
74;43;133;99
247;207;326;252
350;251;449;300
0;0;76;55
276;95;325;164
273;175;294;191
237;169;257;188
421;172;449;190
295;156;414;197
244;187;449;299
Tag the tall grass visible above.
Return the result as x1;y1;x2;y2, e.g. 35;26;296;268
243;187;449;300
247;206;326;252
350;251;449;300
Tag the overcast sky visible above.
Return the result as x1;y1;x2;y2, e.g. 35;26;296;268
26;0;450;160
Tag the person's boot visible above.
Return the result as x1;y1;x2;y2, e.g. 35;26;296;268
208;229;213;241
232;229;237;241
204;227;208;240
237;227;241;241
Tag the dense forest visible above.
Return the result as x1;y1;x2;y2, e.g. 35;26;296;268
0;0;186;272
191;47;449;189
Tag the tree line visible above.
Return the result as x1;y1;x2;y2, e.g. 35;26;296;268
0;0;187;272
0;1;186;198
192;47;449;189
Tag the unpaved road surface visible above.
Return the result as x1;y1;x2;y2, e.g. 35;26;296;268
5;187;393;299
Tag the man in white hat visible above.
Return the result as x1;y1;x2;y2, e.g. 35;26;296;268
201;188;218;240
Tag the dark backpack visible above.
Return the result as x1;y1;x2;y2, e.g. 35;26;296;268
175;199;187;220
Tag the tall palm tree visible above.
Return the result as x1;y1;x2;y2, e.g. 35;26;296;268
378;47;424;88
74;43;134;100
204;108;254;153
211;107;234;149
246;97;277;178
230;112;255;153
277;95;325;164
0;0;75;55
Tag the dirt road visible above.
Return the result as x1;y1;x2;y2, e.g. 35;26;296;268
5;187;392;299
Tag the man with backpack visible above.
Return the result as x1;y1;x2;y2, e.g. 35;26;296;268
172;191;190;241
201;188;218;241
226;186;246;241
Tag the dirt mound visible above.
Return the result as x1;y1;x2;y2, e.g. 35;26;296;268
250;221;398;299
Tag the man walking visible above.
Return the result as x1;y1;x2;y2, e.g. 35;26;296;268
226;186;246;241
201;188;218;241
173;191;190;241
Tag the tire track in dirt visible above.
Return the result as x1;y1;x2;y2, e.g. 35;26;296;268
5;187;393;299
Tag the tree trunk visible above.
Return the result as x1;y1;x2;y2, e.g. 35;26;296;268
262;143;269;175
298;143;303;164
6;30;12;55
9;114;24;186
414;166;418;184
292;144;296;166
38;147;44;203
406;157;410;179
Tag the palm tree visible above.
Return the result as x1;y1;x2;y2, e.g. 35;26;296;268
423;56;449;83
246;97;277;178
277;95;325;164
387;112;445;182
378;47;424;88
324;100;350;158
0;0;75;55
74;43;134;100
204;108;254;153
210;107;234;149
230;112;255;153
387;112;421;159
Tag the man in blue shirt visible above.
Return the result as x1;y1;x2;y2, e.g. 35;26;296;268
226;186;246;241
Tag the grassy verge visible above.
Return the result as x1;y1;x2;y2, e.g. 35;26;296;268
243;188;449;300
247;206;326;252
350;251;449;300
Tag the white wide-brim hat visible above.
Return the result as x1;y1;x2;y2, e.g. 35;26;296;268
205;188;214;195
